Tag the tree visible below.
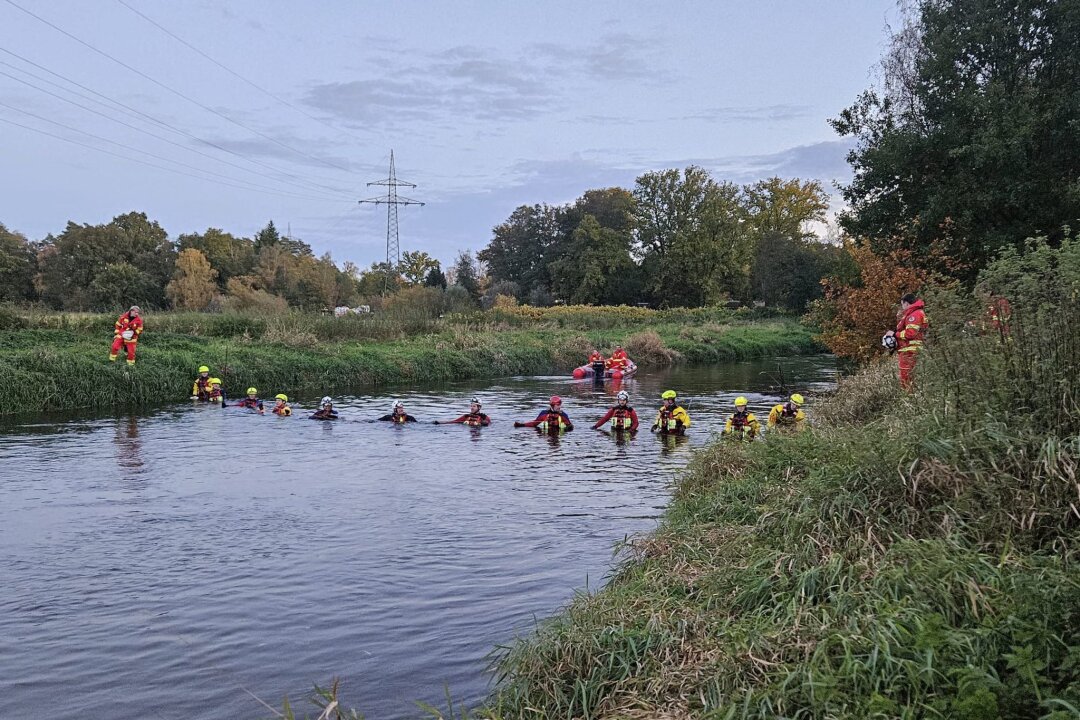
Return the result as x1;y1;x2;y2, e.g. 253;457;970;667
751;233;852;311
0;223;36;302
478;204;561;299
398;250;441;285
356;261;400;297
177;228;255;287
166;249;218;310
450;250;483;303
550;216;641;305
743;177;829;240
832;0;1080;281
254;220;281;251
633;167;752;306
89;262;160;311
423;266;447;289
37;212;173;309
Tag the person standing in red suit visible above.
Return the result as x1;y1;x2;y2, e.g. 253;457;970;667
885;293;928;390
109;305;144;365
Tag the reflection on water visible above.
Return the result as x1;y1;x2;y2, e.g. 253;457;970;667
0;355;835;720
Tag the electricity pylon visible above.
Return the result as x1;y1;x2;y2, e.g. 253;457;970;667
359;150;424;293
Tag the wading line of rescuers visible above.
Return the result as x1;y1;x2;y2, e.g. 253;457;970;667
188;364;810;438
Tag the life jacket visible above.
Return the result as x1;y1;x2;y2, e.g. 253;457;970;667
777;404;799;425
731;411;750;430
392;412;409;424
536;411;568;432
464;412;488;427
896;300;928;352
273;404;292;416
193;376;210;401
608;350;628;369
658;406;685;433
610;406;635;430
589;351;605;364
209;387;224;403
236;397;261;410
115;313;143;340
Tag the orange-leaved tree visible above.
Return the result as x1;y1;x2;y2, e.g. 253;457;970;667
806;239;931;361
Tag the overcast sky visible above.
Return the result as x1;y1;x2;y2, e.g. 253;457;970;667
0;0;898;269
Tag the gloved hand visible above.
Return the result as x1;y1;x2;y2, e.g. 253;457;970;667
190;395;199;400
513;421;523;428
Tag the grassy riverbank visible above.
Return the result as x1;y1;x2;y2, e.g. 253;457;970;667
478;286;1080;717
0;306;820;414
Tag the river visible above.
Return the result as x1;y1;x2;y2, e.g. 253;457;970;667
0;355;835;720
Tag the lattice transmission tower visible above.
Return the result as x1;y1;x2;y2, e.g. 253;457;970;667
359;150;424;292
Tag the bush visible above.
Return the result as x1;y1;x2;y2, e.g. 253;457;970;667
623;330;680;366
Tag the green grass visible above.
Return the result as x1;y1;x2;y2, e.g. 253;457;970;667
475;291;1080;719
0;315;820;415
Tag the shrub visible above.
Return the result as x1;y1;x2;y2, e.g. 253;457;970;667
623;330;680;366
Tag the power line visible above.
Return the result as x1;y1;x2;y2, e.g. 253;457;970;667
2;0;357;176
0;67;354;202
0;47;355;198
114;0;364;149
359;150;424;293
0;108;353;203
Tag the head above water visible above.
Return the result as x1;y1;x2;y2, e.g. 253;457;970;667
209;377;222;386
321;396;333;407
549;395;562;407
246;387;257;397
198;365;209;375
275;393;288;402
661;390;677;403
790;393;804;406
470;397;481;410
617;390;629;404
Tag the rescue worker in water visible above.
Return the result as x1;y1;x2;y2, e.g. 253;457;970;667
651;390;691;435
272;394;292;416
723;396;761;440
767;394;806;433
234;387;265;414
311;396;338;420
109;305;143;365
514;396;574;432
592;390;639;432
377;400;418;423
433;398;490;426
190;365;211;401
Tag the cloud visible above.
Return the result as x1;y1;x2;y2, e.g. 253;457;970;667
303;34;662;126
707;139;856;183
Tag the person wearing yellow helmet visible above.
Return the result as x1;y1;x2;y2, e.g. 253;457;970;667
190;365;212;401
651;390;691;435
767;393;806;433
233;387;265;414
207;377;225;404
724;396;761;440
272;393;292;416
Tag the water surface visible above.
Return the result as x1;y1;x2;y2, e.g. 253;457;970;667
0;356;835;719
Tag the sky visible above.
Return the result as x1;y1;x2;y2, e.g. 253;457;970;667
0;0;899;270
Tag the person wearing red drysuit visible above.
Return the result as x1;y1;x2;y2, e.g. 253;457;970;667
434;398;491;426
109;306;144;365
885;293;928;390
591;390;639;432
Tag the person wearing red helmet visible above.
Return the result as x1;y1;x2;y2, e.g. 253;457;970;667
514;395;574;432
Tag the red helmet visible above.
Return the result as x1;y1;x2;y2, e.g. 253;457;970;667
549;395;562;405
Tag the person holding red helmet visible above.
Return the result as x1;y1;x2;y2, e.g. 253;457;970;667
514;396;574;432
109;305;143;365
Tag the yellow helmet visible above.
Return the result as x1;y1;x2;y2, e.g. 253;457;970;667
661;390;677;399
734;396;748;406
246;387;257;395
209;377;222;385
790;393;805;405
198;365;209;373
275;393;288;401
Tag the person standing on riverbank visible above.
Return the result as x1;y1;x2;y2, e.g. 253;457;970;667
515;396;573;432
884;293;928;390
108;306;143;365
651;390;690;435
592;390;639;432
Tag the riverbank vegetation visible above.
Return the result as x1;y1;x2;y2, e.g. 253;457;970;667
480;240;1080;719
0;302;819;415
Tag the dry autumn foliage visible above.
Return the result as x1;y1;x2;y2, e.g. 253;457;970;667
807;239;931;361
